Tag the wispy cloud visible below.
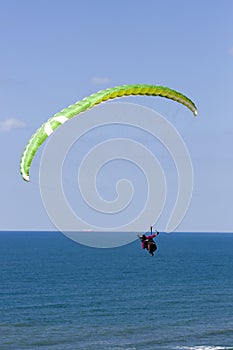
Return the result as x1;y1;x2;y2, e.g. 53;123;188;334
0;118;26;132
229;47;233;56
91;76;111;85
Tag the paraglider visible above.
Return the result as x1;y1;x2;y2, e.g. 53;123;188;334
138;226;159;256
20;84;197;181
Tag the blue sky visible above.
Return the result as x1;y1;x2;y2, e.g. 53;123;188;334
1;0;233;232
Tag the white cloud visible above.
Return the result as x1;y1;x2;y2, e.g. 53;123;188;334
91;76;111;85
0;118;26;132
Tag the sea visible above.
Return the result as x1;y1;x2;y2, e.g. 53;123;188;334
0;232;233;350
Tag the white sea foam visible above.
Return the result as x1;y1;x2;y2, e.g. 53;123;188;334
176;346;233;350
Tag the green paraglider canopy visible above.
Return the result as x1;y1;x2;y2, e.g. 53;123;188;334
20;84;197;182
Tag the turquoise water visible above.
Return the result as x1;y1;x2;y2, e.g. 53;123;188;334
0;232;233;350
